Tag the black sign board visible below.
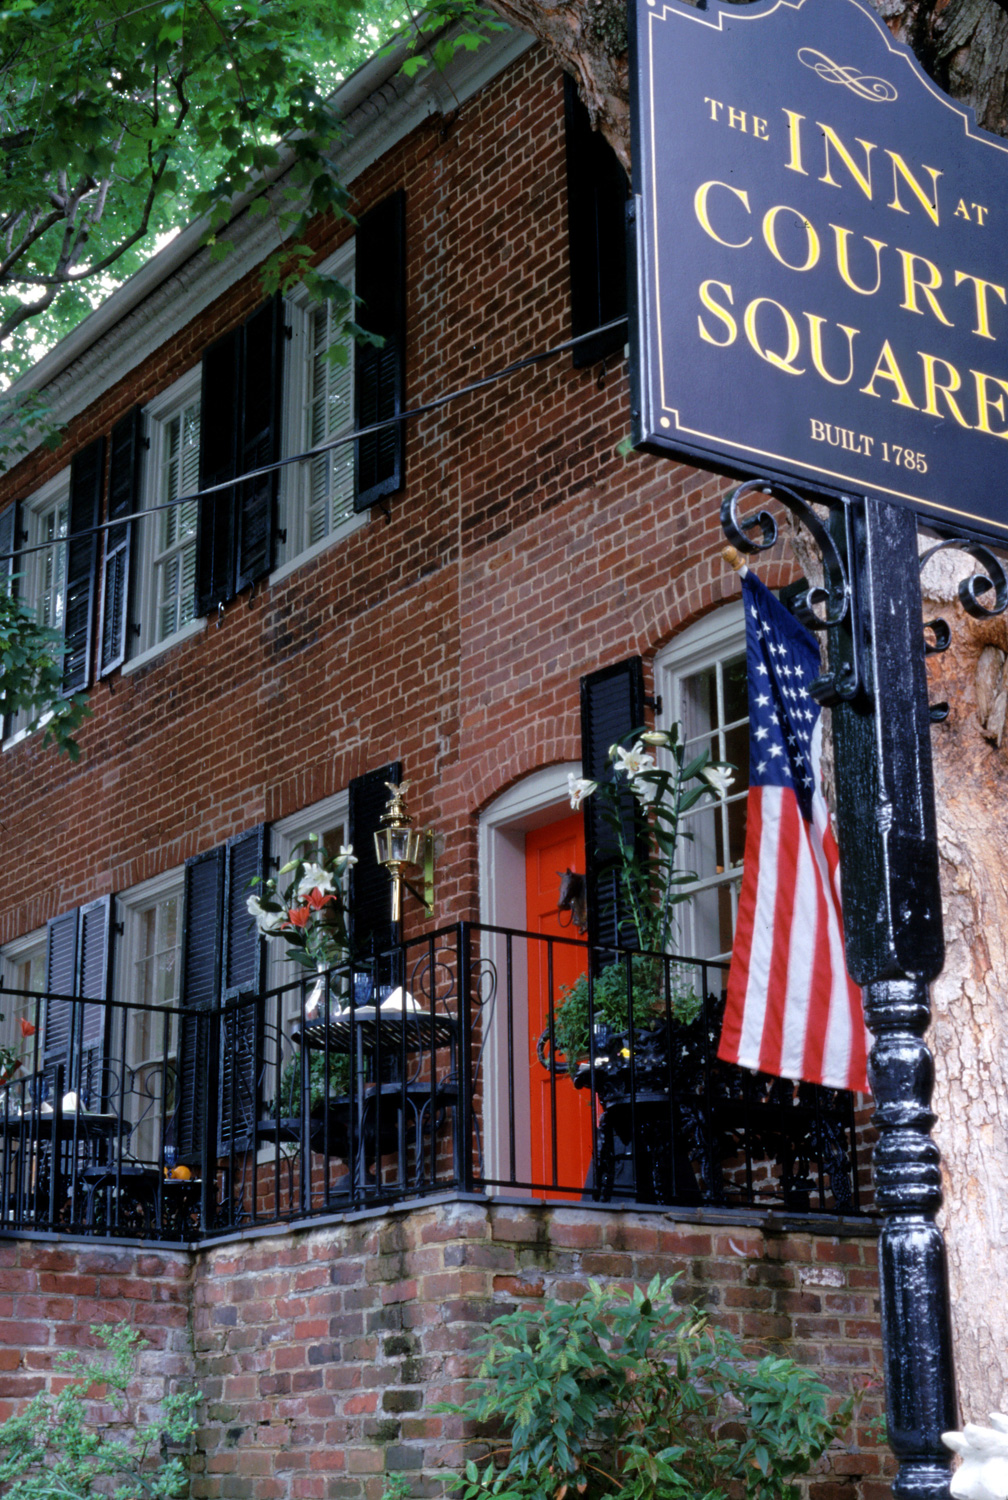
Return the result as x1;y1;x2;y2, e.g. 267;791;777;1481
630;0;1008;539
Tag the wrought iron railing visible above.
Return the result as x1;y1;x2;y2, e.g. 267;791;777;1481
0;924;865;1242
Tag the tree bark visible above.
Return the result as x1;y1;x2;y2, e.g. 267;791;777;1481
495;0;1008;1427
922;551;1008;1420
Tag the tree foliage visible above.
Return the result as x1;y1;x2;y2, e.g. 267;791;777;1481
0;585;88;757
0;0;420;379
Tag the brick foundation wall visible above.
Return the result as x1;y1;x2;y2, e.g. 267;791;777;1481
0;1201;894;1500
0;1239;192;1420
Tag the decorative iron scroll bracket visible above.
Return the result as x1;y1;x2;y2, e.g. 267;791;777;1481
720;478;860;705
721;480;1008;717
918;539;1008;725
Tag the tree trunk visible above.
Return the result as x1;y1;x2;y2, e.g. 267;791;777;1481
922;549;1008;1420
498;0;1008;1427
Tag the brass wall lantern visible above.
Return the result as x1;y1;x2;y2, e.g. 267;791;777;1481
373;781;435;922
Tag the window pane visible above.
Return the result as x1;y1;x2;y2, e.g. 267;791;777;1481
301;292;354;552
0;946;45;1066
8;491;69;737
152;398;200;644
126;893;182;1160
659;615;748;965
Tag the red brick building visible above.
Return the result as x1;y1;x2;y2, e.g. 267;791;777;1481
0;23;888;1498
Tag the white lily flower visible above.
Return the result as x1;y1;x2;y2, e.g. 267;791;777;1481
639;730;670;747
246;894;286;934
338;844;358;867
700;764;735;799
613;741;655;779
629;773;658;805
568;774;597;810
296;863;337;899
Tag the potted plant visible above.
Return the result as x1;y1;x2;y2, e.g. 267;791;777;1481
553;726;733;1075
247;836;357;1015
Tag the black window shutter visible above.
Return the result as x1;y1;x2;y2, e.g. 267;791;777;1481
196;328;240;616
349;761;401;964
218;824;269;1151
76;896;111;1102
354;191;406;511
580;657;646;961
63;436;106;694
99;408;143;676
234;299;284;593
44;909;78;1099
0;499;22;736
563;73;629;369
175;846;225;1162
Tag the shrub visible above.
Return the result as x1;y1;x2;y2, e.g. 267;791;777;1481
0;1323;199;1500
437;1275;853;1500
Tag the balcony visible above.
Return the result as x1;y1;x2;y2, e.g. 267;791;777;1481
0;924;866;1243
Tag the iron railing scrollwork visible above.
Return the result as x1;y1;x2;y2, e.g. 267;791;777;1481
0;924;867;1246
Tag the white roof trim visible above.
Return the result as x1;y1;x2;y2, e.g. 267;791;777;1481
4;25;533;460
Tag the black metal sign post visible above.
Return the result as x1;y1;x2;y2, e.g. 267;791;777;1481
630;0;1008;1489
835;496;957;1500
721;479;1008;1497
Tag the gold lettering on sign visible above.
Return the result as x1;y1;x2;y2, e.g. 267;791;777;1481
763;205;820;271
886;152;942;225
818;124;875;199
953;271;1007;340
703;97;770;137
919;353;972;427
783;110;808;176
972;371;1008;438
830;225;887;295
697;280;738;345
897;251;954;325
743;297;805;374
805;314;859;384
693;181;752;247
860;341;919;407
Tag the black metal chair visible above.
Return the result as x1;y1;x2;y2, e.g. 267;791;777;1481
407;950;495;1189
80;1063;167;1237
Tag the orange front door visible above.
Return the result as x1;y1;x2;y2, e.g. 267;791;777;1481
525;814;593;1197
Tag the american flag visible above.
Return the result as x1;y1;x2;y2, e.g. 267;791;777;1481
717;571;870;1094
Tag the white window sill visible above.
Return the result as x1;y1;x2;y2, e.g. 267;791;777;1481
3;709;55;754
122;617;206;676
270;509;368;587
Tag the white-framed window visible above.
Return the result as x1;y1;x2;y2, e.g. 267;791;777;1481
275;246;363;576
127;369;202;666
4;469;71;740
655;603;749;964
116;870;184;1160
0;929;46;1077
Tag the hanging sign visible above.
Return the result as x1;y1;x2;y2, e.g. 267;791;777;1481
630;0;1008;539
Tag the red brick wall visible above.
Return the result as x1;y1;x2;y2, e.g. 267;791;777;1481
0;1239;192;1419
0;1205;890;1499
0;42;799;940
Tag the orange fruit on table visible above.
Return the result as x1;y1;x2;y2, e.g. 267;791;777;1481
170;1164;192;1181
